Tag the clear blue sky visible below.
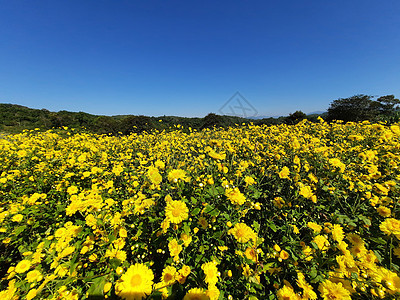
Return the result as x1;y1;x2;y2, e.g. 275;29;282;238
1;1;400;117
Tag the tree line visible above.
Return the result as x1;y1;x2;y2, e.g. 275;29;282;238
0;94;398;134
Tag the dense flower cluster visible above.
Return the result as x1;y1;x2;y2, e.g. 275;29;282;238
0;119;400;299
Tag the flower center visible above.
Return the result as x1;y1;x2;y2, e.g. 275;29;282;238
236;228;245;237
164;273;173;282
172;208;181;217
130;274;142;287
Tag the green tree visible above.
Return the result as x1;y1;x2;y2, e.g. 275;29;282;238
285;110;307;125
327;94;376;122
327;94;399;123
376;95;400;117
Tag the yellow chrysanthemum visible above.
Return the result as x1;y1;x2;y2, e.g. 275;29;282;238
15;259;32;273
377;206;391;218
180;232;192;247
201;261;219;285
228;223;255;243
245;247;258;262
116;263;154;300
26;269;43;282
165;200;189;224
313;235;330;251
276;284;301;300
168;239;182;260
168;169;188;183
278;166;290;179
297;272;317;300
206;284;220;300
331;224;344;243
299;185;313;199
161;265;177;285
147;166;162;185
183;288;209;300
380;218;400;239
318;280;351;300
225;188;246;205
307;222;322;233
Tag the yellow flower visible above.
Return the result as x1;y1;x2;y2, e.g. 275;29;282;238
291;225;300;234
245;247;258;262
104;282;112;294
165;200;189;224
183;288;208;300
180;232;192;247
313;235;330;251
168;169;188;183
380;218;400;239
280;250;289;260
116;263;154;300
299;186;313;199
278;166;290;179
26;288;37;300
276;284;301;300
307;222;322;233
229;223;255;243
225;188;246;205
201;261;219;285
297;272;317;300
119;227;128;238
15;259;32;273
244;176;255;186
155;160;165;169
67;185;78;195
372;267;400;292
58;246;75;259
206;284;220;300
168;239;182;260
177;265;191;283
147;166;162;185
12;214;23;222
318;280;351;300
161;265;177;285
331;224;344;243
26;269;43;282
329;158;345;172
377;206;391;218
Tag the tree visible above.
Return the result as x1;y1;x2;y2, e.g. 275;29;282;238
376;95;400;117
327;94;400;122
327;94;376;122
201;113;224;129
285;110;307;125
119;115;154;135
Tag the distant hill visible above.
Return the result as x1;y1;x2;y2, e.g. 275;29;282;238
0;103;325;134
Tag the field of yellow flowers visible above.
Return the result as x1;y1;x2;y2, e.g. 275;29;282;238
1;118;400;300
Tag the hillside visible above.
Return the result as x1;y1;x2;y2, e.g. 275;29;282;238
0;103;324;134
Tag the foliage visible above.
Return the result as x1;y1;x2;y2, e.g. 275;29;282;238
327;94;400;123
1;119;400;299
0;104;319;135
285;111;307;125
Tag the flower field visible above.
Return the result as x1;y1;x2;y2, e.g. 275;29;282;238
1;119;400;299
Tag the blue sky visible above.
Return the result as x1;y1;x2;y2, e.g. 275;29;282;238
1;1;400;117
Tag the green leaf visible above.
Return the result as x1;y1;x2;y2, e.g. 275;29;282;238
190;197;198;205
192;208;201;216
358;215;371;226
253;221;260;232
87;275;107;297
204;205;214;214
269;222;277;232
14;225;26;236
